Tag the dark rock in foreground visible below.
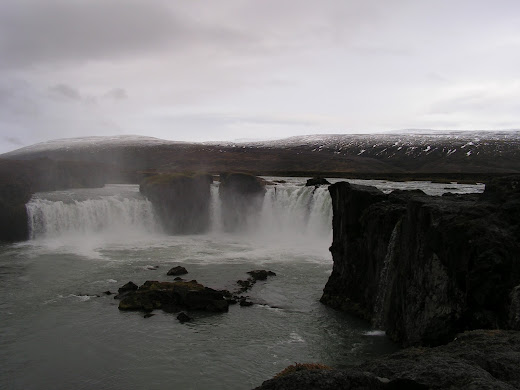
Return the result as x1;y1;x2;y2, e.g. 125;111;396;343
321;176;520;346
256;330;520;390
117;280;229;313
167;266;188;276
256;369;386;390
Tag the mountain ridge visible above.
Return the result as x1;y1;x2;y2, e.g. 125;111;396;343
2;130;520;178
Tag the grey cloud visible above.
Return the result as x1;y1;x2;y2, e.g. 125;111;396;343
49;84;81;101
0;0;257;69
0;0;396;71
104;88;128;100
49;84;129;103
0;0;176;67
3;136;24;146
0;79;40;117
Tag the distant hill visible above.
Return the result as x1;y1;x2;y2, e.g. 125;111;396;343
2;131;520;180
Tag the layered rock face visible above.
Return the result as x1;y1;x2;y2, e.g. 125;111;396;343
140;173;213;234
321;176;520;346
218;173;266;232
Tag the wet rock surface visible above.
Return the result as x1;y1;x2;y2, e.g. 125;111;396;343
116;280;229;314
235;270;277;294
167;266;188;276
177;312;191;323
322;176;520;346
256;330;520;390
305;177;331;186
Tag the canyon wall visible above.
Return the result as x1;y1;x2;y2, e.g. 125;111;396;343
140;173;213;234
321;176;520;346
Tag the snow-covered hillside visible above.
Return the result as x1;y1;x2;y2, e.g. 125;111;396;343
2;130;520;175
246;130;520;160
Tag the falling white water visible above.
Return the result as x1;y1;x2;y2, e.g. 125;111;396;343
26;185;159;239
258;185;332;239
26;182;333;254
210;184;223;232
207;182;332;240
372;220;402;329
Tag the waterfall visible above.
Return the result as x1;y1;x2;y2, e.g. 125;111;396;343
372;220;402;329
26;185;159;239
26;182;333;243
210;184;223;232
207;182;332;240
258;185;332;239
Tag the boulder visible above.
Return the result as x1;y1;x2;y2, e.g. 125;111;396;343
305;177;330;186
167;266;188;276
236;270;276;294
177;312;191;323
115;281;139;299
117;280;229;313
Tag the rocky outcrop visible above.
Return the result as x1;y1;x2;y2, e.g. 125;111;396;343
256;330;520;390
219;173;266;232
117;280;229;313
140;173;213;234
167;266;188;276
0;160;32;241
321;176;520;346
305;177;330;186
236;270;277;294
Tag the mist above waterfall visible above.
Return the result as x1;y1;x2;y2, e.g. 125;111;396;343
26;185;159;240
25;180;334;258
24;177;483;259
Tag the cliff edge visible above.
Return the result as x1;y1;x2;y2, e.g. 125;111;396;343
321;176;520;346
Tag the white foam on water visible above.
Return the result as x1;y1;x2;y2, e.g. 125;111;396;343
363;330;387;337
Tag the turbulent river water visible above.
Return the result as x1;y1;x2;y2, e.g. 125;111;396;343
0;178;484;390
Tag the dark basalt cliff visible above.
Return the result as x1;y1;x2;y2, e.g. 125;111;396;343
321;176;520;347
0;160;32;241
218;173;266;232
140;173;213;234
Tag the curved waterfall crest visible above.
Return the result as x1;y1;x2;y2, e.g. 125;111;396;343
26;182;333;240
26;185;159;239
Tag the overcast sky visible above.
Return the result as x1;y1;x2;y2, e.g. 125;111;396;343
1;0;519;153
